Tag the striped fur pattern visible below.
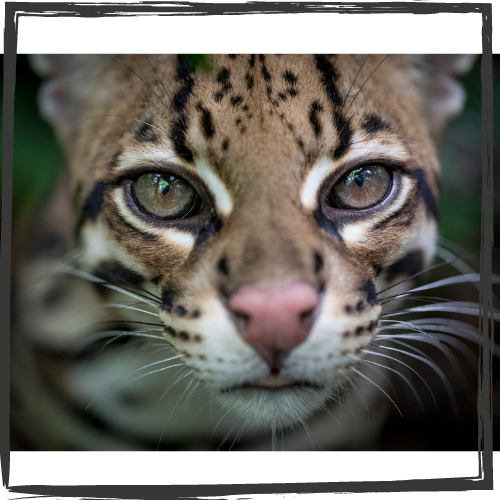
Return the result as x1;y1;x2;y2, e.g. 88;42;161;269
12;55;476;450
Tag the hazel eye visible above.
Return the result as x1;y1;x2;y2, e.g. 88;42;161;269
132;172;199;219
327;165;392;210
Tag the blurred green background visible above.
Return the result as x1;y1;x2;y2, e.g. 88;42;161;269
4;55;499;254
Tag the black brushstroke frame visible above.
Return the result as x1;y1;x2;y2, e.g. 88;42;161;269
1;1;493;498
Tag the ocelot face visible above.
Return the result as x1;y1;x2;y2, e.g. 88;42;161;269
35;54;467;431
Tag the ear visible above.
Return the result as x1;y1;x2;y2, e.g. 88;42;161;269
413;55;477;142
29;55;107;146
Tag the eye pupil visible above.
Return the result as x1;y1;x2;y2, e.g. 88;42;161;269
327;165;391;210
159;176;171;195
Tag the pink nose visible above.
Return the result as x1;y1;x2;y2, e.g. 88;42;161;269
227;282;319;369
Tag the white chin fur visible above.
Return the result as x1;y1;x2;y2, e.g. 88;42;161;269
215;386;332;431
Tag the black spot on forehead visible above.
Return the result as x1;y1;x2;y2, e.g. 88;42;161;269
363;114;392;135
309;101;323;137
217;67;231;84
197;104;215;139
261;65;271;82
283;70;298;85
231;95;243;107
135;120;158;144
245;73;254;90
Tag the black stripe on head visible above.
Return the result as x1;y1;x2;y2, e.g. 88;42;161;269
170;116;194;163
309;101;323;137
171;56;196;163
410;169;439;219
95;260;144;287
333;109;353;159
315;55;343;108
245;73;254;90
385;250;424;280
362;114;391;135
195;212;223;247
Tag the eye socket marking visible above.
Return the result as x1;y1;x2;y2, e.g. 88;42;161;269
326;164;392;211
131;172;200;220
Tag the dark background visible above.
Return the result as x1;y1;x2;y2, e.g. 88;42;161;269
4;54;500;451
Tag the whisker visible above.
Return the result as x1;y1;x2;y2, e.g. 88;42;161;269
358;357;424;412
351;367;403;417
362;348;437;408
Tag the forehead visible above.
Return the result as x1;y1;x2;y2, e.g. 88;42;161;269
76;54;430;189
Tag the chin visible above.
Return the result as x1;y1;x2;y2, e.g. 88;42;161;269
215;385;332;431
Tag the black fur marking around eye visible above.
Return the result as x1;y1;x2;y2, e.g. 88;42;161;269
135;120;159;144
161;288;177;313
114;213;158;241
81;181;109;222
360;279;377;305
362;114;391;135
385;250;424;280
333;109;352;159
218;257;229;276
410;169;439;219
231;95;243;107
283;70;298;85
95;261;144;287
174;305;187;317
315;55;343;108
313;208;343;242
195;212;223;247
314;251;324;274
374;199;414;230
309;101;323;137
197;105;215;139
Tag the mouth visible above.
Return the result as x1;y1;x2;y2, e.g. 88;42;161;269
222;375;323;393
